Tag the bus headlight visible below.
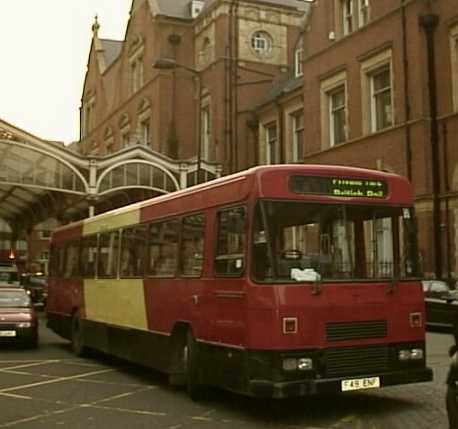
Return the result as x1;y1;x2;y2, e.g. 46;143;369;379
282;357;313;371
297;358;313;371
398;348;424;361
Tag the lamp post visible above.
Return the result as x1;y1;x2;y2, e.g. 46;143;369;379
153;58;203;184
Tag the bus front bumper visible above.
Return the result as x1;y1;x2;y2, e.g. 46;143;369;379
247;367;433;398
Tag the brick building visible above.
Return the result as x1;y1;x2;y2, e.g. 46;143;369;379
79;0;309;183
256;0;458;281
79;0;457;281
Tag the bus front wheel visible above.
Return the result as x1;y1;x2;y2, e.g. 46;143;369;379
71;313;88;357
185;331;207;401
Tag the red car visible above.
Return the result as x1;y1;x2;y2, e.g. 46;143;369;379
0;288;38;348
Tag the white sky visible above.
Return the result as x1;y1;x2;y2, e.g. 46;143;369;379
0;0;132;144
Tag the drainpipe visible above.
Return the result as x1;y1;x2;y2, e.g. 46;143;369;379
419;14;441;279
401;1;412;181
442;122;452;284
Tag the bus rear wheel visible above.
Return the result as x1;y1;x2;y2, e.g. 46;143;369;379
71;313;88;357
185;331;207;401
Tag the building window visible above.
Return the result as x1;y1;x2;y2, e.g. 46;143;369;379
251;31;273;57
201;106;211;161
119;114;131;148
82;94;96;138
39;230;51;239
121;132;130;147
359;0;370;27
361;49;393;135
295;45;304;77
320;71;347;148
369;66;392;132
265;122;277;164
329;86;347;146
338;0;369;36
342;0;354;35
451;24;458;112
129;58;144;94
40;251;49;261
138;98;152;147
104;127;114;154
141;119;150;146
290;110;304;161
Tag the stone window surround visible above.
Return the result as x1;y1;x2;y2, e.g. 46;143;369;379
320;70;348;149
360;48;393;135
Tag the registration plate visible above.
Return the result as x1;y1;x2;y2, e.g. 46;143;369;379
0;330;16;337
341;376;380;392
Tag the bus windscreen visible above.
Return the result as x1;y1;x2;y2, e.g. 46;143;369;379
252;201;420;282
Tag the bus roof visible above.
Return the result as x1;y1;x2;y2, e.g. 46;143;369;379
52;165;412;239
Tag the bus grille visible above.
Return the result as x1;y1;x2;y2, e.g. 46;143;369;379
325;345;389;377
326;320;387;341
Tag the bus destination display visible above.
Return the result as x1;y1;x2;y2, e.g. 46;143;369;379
290;176;387;198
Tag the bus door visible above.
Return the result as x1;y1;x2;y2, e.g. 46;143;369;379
210;207;247;347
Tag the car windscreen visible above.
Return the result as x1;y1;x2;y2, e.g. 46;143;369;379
0;291;31;308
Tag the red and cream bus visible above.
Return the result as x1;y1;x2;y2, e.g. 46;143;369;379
46;165;432;399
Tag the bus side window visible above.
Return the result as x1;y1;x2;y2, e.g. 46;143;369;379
98;231;119;278
180;214;205;277
215;207;246;277
64;241;80;279
147;219;179;277
120;225;147;277
81;235;97;278
57;245;66;278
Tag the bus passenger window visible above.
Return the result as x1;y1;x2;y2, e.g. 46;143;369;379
120;225;147;277
180;214;205;277
215;207;246;277
80;235;97;278
147;219;179;277
64;241;80;278
98;231;119;278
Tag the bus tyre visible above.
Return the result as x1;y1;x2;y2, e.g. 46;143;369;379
186;331;207;401
71;313;88;357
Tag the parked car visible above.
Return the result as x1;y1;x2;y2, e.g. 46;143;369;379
0;287;38;348
422;279;458;331
21;274;47;308
0;262;20;287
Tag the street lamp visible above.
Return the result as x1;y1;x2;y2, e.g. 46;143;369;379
153;57;203;184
